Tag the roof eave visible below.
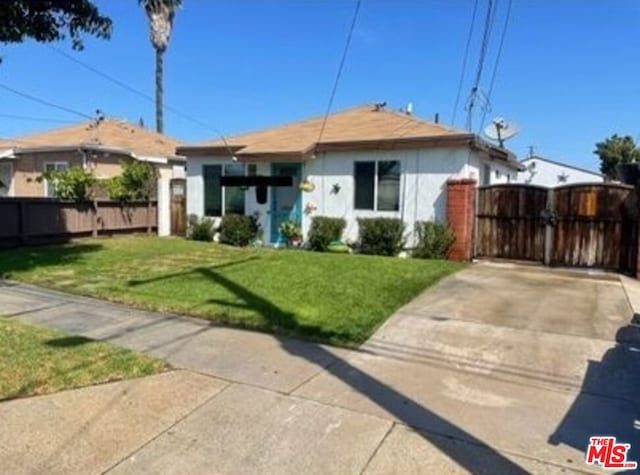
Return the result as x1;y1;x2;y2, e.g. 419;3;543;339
472;138;523;170
314;134;476;154
176;144;244;157
11;144;182;163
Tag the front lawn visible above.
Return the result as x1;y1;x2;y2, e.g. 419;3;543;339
0;237;463;345
0;318;167;400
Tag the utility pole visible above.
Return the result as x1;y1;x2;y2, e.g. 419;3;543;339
527;145;536;158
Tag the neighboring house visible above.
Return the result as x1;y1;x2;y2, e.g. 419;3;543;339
517;155;604;187
179;104;521;245
0;119;186;236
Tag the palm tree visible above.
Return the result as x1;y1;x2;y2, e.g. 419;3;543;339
139;0;182;133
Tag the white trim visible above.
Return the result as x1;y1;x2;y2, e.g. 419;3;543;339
0;148;16;160
0;161;14;197
43;161;69;197
202;162;248;217
353;159;402;212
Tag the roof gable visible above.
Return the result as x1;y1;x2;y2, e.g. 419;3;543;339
2;119;183;159
179;104;471;157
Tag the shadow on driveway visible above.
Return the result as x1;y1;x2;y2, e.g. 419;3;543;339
549;323;640;469
172;265;531;474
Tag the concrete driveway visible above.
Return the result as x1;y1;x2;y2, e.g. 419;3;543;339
1;262;639;474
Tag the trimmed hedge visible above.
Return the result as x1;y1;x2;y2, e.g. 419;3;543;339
308;217;346;252
357;218;405;256
413;221;455;259
187;215;215;242
219;214;260;247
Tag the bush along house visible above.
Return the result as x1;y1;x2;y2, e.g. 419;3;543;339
178;103;521;248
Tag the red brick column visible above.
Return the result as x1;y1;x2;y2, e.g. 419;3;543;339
447;179;477;261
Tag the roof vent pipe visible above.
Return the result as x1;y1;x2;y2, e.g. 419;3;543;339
434;113;440;124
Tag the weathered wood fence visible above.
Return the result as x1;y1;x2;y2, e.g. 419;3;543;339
0;198;157;248
475;183;638;274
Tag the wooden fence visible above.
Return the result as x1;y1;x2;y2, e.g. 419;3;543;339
475;183;638;274
0;198;157;248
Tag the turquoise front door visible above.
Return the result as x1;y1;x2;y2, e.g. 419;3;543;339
270;163;302;244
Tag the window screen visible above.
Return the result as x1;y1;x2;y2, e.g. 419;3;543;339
354;161;375;210
377;161;400;211
203;165;222;216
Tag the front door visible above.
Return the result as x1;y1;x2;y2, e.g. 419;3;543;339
170;178;187;236
270;163;302;244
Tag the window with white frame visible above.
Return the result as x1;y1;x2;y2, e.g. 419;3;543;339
44;161;68;197
354;160;400;211
203;163;247;216
0;162;12;197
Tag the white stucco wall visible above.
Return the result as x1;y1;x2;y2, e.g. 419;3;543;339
186;147;517;246
472;155;517;186
516;157;603;187
303;148;476;243
157;163;186;236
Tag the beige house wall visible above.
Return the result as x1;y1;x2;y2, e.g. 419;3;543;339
91;154;133;179
14;151;84;197
12;151;133;197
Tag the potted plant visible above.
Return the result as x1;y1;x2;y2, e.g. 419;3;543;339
279;220;302;247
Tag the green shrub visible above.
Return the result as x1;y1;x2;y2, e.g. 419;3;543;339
187;215;214;242
279;220;302;246
357;218;405;256
40;167;95;202
413;221;455;259
219;214;260;247
308;216;346;252
102;160;157;201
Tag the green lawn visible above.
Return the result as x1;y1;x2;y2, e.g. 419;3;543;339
0;237;463;345
0;318;167;400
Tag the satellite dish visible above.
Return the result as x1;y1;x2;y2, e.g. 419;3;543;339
484;117;520;147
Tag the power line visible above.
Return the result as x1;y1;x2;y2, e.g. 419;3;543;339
472;0;495;90
46;45;236;157
47;45;155;105
0;83;93;120
478;0;513;132
316;0;362;146
452;0;479;127
0;113;76;124
465;0;496;131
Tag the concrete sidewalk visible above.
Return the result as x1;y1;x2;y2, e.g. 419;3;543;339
1;265;638;474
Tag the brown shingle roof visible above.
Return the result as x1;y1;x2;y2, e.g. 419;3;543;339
179;104;473;158
1;119;183;159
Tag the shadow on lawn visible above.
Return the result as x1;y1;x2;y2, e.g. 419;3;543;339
0;243;104;278
144;263;529;473
46;336;93;348
127;258;349;344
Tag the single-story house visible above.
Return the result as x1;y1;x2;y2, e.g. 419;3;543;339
0;118;186;236
516;155;604;187
178;104;521;245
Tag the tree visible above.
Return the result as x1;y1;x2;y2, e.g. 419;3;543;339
40;167;96;202
139;0;182;133
0;1;112;59
594;134;640;180
102;160;158;201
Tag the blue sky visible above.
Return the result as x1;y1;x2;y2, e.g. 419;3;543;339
1;0;639;171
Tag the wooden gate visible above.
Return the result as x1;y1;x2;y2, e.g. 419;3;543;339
475;183;638;273
476;185;548;261
551;184;637;271
170;178;187;236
